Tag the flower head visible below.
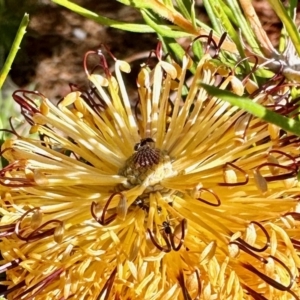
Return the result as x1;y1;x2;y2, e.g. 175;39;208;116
1;42;300;299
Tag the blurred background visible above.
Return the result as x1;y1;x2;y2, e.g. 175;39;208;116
0;0;285;101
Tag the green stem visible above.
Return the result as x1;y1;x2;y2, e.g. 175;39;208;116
0;13;29;89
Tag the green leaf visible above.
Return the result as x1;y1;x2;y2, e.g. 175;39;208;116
202;0;222;33
190;0;197;28
53;0;155;33
208;0;250;72
141;9;193;38
54;0;192;37
200;83;300;136
117;0;160;8
286;0;297;19
0;13;29;89
175;0;192;20
226;0;260;52
268;0;300;57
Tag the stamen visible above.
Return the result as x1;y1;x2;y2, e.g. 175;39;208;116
253;170;268;193
15;208;64;242
170;219;187;251
229;242;268;264
284;212;300;221
219;162;249;186
134;97;174;133
12;90;45;125
242;255;295;293
30;208;43;230
147;228;171;253
250;63;285;98
290;238;300;250
177;271;192;300
196;188;221;207
236;55;259;85
145;41;164;64
16;219;64;242
195;269;201;298
60;83;104;115
269;150;297;165
236;221;270;252
116;193;127;220
91;192;122;226
0;258;21;273
241;283;268;300
97;267;117;300
214;32;228;57
83;46;116;78
257;163;297;182
187;30;227;58
1;281;25;297
15;268;64;300
234;113;252;141
0;223;16;238
187;30;217;55
0;160;34;187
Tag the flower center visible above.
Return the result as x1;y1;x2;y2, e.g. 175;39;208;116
118;138;176;196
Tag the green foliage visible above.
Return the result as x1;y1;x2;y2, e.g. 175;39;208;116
0;8;29;168
56;0;300;140
200;83;300;136
0;13;29;89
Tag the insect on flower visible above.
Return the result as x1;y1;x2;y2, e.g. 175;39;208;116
132;138;161;168
134;137;156;151
161;220;173;235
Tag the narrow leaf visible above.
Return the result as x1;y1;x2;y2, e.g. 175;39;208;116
226;0;261;53
141;10;193;38
175;0;192;21
53;0;155;32
200;83;300;136
268;0;300;57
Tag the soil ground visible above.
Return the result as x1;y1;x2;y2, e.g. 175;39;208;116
4;0;296;101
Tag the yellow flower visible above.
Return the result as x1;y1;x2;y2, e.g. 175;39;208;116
1;46;300;300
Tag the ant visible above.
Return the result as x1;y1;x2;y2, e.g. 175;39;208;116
161;220;173;235
147;218;187;252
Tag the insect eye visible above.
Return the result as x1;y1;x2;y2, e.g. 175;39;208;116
134;143;141;151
